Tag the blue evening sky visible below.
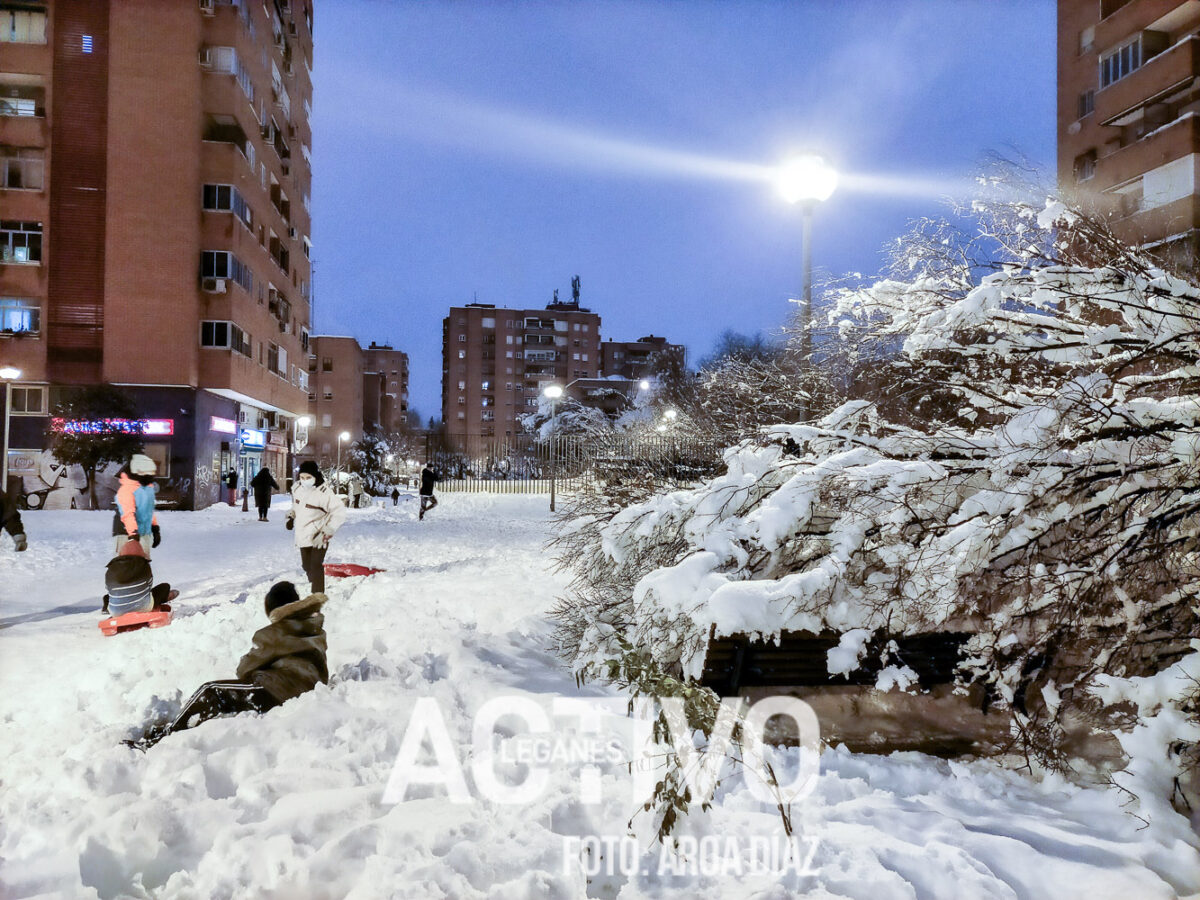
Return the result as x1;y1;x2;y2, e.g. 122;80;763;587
311;0;1055;422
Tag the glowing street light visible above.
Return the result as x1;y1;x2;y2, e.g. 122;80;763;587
663;408;678;421
776;154;838;368
639;379;650;391
0;366;20;492
336;430;351;488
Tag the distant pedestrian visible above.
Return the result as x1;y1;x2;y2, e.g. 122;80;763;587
250;466;280;521
224;468;239;506
419;462;439;520
2;482;27;552
113;454;160;558
349;473;364;509
287;461;347;594
390;487;399;507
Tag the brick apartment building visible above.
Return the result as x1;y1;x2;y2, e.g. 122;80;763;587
600;335;685;379
305;335;409;467
1060;0;1200;263
442;300;602;447
1;0;315;508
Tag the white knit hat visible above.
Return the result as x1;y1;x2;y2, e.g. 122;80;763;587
129;453;157;476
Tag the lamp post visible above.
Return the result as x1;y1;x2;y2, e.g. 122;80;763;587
336;430;351;490
775;154;838;365
0;366;20;494
543;384;563;511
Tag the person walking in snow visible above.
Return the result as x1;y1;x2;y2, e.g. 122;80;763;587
390;486;399;507
1;482;27;552
101;539;175;616
349;472;364;509
250;466;280;521
112;453;160;557
286;461;347;594
224;468;239;506
130;581;327;749
418;462;439;520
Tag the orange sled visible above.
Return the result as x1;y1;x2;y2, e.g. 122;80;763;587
323;563;386;578
99;606;173;636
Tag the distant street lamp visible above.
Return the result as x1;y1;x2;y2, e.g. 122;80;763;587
336;430;351;488
776;154;838;364
543;384;563;512
0;366;20;493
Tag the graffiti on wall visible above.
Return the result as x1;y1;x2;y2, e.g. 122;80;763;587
7;450;122;510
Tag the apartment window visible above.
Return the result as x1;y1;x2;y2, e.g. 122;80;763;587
572;323;580;331
506;335;513;344
323;388;333;400
582;324;589;332
481;317;495;328
1074;150;1097;183
1078;90;1094;119
298;370;309;391
0;83;43;117
458;396;465;405
582;353;588;362
200;250;253;292
203;184;252;227
573;340;580;347
2;7;46;43
322;413;332;427
267;342;287;376
481;380;491;390
1;146;43;189
458;334;466;342
200;320;252;356
9;384;46;415
0;296;38;333
506;351;513;358
614;351;624;359
457;350;466;359
457;381;466;390
322;356;332;371
481;397;494;407
457;411;465;420
0;221;41;263
525;397;538;408
201;46;255;103
482;410;495;421
573;353;580;361
1100;37;1143;89
81;34;93;53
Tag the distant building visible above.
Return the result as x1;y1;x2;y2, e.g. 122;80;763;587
442;300;602;447
362;341;409;433
1;0;316;508
600;335;685;379
1059;0;1200;266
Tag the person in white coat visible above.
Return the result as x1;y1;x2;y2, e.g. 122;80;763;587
286;460;347;594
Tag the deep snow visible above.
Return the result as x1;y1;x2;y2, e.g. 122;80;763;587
1;493;1198;899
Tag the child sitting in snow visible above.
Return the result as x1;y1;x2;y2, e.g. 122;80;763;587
132;581;328;749
102;539;174;616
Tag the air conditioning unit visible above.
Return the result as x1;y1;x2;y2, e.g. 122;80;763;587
199;0;215;15
202;277;227;293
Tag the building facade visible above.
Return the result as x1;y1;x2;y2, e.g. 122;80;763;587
599;335;685;379
441;301;602;447
362;340;409;433
1;0;315;508
1059;0;1200;263
306;335;363;467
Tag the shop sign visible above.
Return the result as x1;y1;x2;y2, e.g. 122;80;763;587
239;428;267;449
210;416;238;434
52;418;174;436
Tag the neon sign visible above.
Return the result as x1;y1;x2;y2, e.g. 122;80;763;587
239;428;267;449
210;416;237;434
52;418;174;436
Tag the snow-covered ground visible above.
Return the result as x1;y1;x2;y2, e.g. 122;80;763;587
1;494;1198;899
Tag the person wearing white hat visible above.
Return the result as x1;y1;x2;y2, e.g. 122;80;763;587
111;453;161;557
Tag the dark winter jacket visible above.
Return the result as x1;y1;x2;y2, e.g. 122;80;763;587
105;553;155;615
235;593;329;702
225;471;239;489
1;490;22;539
420;466;439;496
250;468;280;500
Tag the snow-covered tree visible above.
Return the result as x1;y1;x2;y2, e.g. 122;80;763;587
553;193;1200;816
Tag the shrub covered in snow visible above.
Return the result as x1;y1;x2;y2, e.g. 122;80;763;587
553;194;1200;816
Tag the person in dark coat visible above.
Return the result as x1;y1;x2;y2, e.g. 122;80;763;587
224;468;239;506
2;483;27;552
131;581;327;749
390;487;400;507
419;462;439;520
249;466;280;521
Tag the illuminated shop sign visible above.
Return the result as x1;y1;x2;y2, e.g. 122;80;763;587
210;416;238;434
239;428;267;449
52;418;174;436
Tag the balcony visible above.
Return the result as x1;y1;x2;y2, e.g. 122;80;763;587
1097;35;1200;124
1095;111;1200;190
1096;0;1181;51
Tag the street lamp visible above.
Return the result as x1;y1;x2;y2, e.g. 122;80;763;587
542;384;563;512
0;366;20;493
336;430;351;489
776;154;838;364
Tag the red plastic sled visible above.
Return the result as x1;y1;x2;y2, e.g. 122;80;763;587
99;606;173;636
323;563;386;578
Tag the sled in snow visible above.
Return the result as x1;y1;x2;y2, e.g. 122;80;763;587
323;563;386;578
99;605;173;636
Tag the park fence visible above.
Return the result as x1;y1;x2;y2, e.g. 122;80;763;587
423;432;725;496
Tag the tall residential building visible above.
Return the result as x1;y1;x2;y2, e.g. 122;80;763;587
1;0;315;508
442;300;602;447
1059;0;1200;264
600;335;685;380
363;340;409;433
306;335;363;466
